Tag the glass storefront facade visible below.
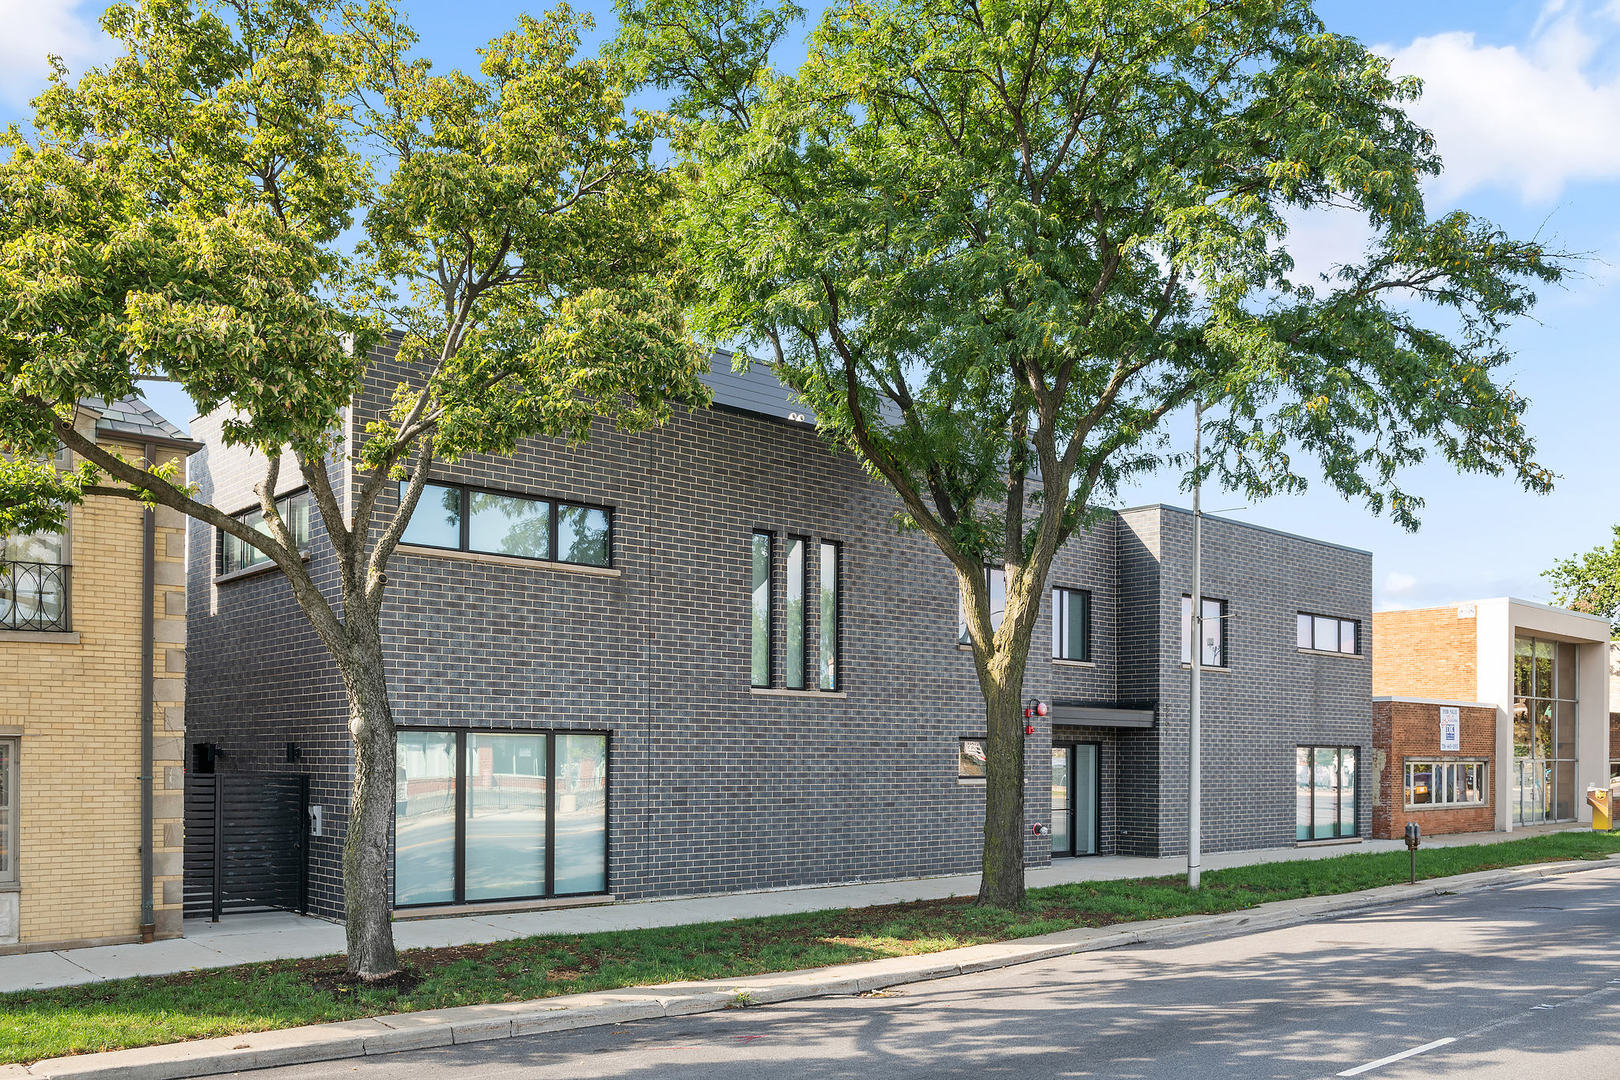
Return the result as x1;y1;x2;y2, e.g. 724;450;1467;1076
394;729;608;906
1512;636;1578;825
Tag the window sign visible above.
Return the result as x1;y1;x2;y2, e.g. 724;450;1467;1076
1439;706;1461;752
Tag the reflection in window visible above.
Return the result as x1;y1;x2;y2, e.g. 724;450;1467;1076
398;482;612;567
469;491;549;558
1052;587;1091;661
1512;635;1579;825
751;532;772;688
464;733;547;901
1296;612;1359;655
958;738;986;780
394;730;458;905
554;733;608;895
1;528;69;631
958;566;1006;645
1405;760;1487;807
219;490;313;574
1295;745;1357;840
820;541;840;690
557;504;610;566
0;739;15;884
1181;596;1227;666
785;537;806;689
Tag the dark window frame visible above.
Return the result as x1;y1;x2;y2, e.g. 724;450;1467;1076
819;539;841;691
397;480;614;569
958;736;987;781
784;534;809;690
1180;594;1229;667
1297;611;1361;655
1296;744;1360;840
392;725;611;909
751;530;774;688
216;487;313;576
1051;741;1102;858
1051;586;1093;662
958;564;1007;646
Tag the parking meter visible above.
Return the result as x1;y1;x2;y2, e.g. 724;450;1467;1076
1404;821;1421;883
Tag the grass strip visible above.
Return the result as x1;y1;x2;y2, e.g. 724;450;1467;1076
3;830;1617;1064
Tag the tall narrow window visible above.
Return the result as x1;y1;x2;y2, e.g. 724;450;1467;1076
1180;596;1226;666
819;541;840;690
1295;745;1358;840
784;536;807;689
751;532;773;688
1052;587;1091;661
0;739;15;885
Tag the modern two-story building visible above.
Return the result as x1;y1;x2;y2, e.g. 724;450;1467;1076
184;353;1373;920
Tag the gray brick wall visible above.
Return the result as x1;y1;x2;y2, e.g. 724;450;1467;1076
185;353;1374;918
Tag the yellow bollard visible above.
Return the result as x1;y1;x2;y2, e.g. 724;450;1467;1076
1587;787;1613;831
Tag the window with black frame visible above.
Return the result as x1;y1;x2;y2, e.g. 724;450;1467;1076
399;482;611;568
1180;595;1227;666
1295;745;1358;840
218;490;312;575
1297;612;1360;655
1052;587;1091;661
393;729;608;907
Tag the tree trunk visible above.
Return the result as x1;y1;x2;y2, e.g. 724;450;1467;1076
977;664;1028;909
337;632;401;980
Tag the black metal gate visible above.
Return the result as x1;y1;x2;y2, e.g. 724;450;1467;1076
184;773;309;920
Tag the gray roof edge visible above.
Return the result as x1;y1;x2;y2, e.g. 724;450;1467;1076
1114;503;1373;558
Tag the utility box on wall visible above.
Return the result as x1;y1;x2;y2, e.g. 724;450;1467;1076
1372;697;1498;839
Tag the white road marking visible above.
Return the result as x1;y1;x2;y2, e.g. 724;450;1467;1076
1336;1037;1458;1077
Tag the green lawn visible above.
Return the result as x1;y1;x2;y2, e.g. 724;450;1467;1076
4;831;1617;1065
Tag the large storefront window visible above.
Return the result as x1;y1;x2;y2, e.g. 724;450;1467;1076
1296;746;1357;841
395;730;608;906
1513;636;1578;825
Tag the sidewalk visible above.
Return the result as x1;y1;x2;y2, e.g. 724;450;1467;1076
13;854;1619;1080
0;823;1582;993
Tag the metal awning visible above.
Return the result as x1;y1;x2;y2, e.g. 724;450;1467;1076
1051;704;1155;729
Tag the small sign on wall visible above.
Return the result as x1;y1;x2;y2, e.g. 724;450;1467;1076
1439;706;1461;752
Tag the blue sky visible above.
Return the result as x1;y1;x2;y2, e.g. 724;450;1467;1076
2;0;1616;610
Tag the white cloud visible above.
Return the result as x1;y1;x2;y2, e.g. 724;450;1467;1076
1383;571;1419;597
0;0;111;113
1382;3;1620;203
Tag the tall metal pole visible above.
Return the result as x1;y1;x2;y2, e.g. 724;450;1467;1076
1188;401;1203;890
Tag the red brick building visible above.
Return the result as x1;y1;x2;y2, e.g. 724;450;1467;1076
1372;699;1496;839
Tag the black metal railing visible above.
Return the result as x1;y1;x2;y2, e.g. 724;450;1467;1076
0;561;71;632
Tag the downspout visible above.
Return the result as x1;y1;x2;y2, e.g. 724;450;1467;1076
139;441;157;942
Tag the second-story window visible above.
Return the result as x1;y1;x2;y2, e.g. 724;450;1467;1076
1;528;68;632
1052;587;1092;662
1180;595;1227;667
819;540;840;690
958;566;1006;645
751;531;772;688
399;482;612;568
1297;612;1359;655
784;536;807;689
218;490;312;576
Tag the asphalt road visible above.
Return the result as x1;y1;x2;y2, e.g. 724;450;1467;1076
253;864;1620;1080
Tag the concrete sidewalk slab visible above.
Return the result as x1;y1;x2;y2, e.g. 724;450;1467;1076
12;856;1618;1080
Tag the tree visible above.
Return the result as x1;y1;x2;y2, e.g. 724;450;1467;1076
0;0;709;977
616;0;1564;907
1546;529;1620;638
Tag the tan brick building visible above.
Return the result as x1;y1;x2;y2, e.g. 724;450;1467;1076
0;398;198;951
1372;599;1611;834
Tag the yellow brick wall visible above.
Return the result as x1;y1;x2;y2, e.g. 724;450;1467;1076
0;435;189;948
1371;606;1479;702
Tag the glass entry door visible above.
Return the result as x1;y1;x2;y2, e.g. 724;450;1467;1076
1051;744;1099;857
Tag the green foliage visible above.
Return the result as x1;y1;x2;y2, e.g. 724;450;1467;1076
2;829;1615;1064
0;0;710;539
621;0;1563;568
1545;526;1620;639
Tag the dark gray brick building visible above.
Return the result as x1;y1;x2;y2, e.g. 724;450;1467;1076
185;354;1372;919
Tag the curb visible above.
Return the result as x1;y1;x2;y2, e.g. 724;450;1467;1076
16;855;1619;1079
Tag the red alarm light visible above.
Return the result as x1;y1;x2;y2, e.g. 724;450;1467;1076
1035;701;1049;717
1025;724;1035;736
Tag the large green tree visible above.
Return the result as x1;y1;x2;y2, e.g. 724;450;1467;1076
0;0;708;977
617;0;1563;906
1546;529;1620;638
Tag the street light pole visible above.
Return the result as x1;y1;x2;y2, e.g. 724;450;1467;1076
1189;400;1203;891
